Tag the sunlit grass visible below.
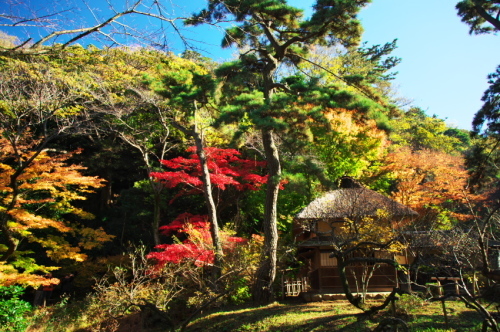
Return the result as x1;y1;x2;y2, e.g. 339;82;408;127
22;296;485;332
186;299;483;332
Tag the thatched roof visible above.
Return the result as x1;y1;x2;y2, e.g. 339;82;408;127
296;177;418;220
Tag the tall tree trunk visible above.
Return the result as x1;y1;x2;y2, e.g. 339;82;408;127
252;128;281;303
252;58;281;303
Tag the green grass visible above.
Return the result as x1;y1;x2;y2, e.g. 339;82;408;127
24;297;486;332
185;299;484;332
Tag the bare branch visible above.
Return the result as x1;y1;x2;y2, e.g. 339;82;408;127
0;8;73;27
1;0;193;53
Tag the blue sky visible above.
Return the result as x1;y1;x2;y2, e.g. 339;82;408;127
2;0;499;130
358;0;500;131
168;0;500;130
181;0;500;131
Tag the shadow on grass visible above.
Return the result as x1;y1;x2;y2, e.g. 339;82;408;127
331;309;482;332
292;312;369;332
406;305;482;331
185;298;485;332
185;301;368;332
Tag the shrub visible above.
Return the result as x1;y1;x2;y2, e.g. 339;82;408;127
393;293;424;320
0;285;33;332
88;246;184;317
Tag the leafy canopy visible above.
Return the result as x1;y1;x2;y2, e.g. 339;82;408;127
472;65;500;136
382;147;469;227
0;133;112;286
390;107;470;154
151;146;267;201
147;213;249;267
456;0;500;34
309;107;387;182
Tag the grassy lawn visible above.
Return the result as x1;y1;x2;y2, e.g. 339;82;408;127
185;298;484;332
24;296;487;331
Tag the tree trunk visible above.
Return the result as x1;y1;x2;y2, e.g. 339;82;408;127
473;4;500;31
252;57;281;304
1;147;46;261
151;180;162;246
140;150;162;247
193;131;223;281
0;214;18;261
252;128;281;304
337;256;363;309
170;117;224;283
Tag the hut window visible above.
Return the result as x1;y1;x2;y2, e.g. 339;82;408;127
320;252;337;266
395;255;407;264
374;251;393;260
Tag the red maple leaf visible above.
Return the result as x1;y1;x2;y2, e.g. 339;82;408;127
148;213;248;267
150;147;268;202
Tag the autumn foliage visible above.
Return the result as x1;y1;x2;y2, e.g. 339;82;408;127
384;147;468;207
148;147;268;268
150;146;267;197
311;108;387;180
147;213;249;267
0;134;112;286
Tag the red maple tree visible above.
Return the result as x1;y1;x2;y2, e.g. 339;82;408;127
147;213;248;266
148;147;268;266
150;147;267;200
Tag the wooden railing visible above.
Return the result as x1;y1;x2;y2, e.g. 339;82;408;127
430;277;461;296
283;277;309;297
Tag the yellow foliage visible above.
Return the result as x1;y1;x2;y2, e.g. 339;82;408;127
0;262;60;287
70;208;96;220
383;147;468;209
34;236;87;262
53;105;84;118
0;31;18;49
389;110;468;154
0;132;112;285
340;210;406;253
310;108;387;180
7;209;71;232
78;227;115;250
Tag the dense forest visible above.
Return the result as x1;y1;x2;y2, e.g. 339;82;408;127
1;0;500;331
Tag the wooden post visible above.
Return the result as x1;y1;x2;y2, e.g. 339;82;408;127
406;264;412;293
281;272;285;300
436;279;443;296
472;271;477;298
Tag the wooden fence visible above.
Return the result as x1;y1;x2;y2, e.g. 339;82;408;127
283;277;309;297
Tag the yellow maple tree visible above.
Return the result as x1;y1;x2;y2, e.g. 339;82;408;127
382;147;470;226
383;147;468;207
310;107;387;181
0;132;113;286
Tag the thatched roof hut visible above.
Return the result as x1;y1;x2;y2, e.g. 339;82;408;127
293;177;418;294
296;177;418;221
